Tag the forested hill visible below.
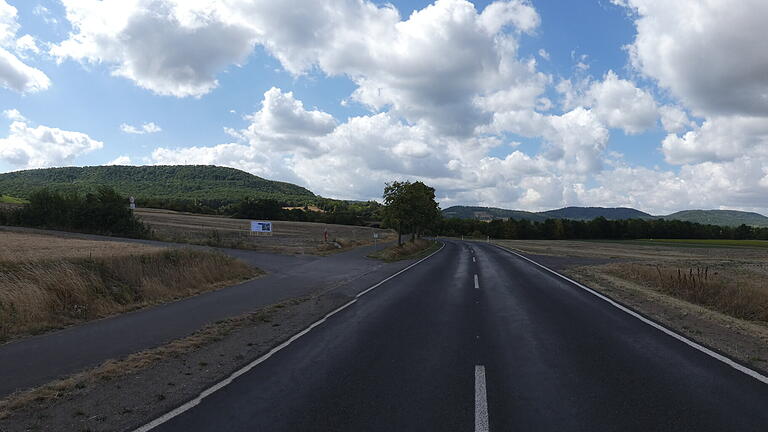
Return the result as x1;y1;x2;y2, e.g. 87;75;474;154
664;210;768;227
540;206;655;221
442;205;768;227
0;165;315;204
441;206;545;222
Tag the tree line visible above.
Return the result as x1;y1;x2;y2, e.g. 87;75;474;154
2;182;767;242
434;215;768;241
0;188;148;238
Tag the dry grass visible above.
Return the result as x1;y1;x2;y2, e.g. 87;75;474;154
0;231;161;263
369;239;437;262
136;208;395;254
0;249;258;341
0;296;307;419
493;239;768;262
603;263;768;322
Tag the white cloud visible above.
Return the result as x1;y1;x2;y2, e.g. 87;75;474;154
0;0;18;46
659;105;693;134
237;87;337;155
15;34;40;56
537;48;550;61
120;122;162;134
52;0;259;97
2;108;24;121
662;116;768;165
587;70;657;135
107;155;131;165
0;0;50;93
619;0;768;117
0;114;103;169
52;0;546;137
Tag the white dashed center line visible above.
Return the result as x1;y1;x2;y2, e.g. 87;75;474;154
474;274;480;289
475;365;489;432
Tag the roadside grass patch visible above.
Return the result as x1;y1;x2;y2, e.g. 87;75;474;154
368;239;439;262
0;250;260;342
603;263;768;322
0;195;26;205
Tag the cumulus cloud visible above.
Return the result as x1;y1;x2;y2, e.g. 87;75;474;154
53;0;546;136
587;71;657;134
0;0;50;93
120;122;162;134
662;116;768;165
618;0;768;117
2;108;24;121
0;114;103;169
52;0;259;97
107;155;131;165
659;105;693;134
235;87;337;155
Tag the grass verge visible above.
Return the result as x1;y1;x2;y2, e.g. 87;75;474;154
0;195;26;205
600;263;768;322
0;249;260;342
368;239;439;262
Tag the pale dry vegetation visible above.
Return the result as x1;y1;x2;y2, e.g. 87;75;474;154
0;232;258;342
603;263;768;322
0;230;161;262
136;208;395;254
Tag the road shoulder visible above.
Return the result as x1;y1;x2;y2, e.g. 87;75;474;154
0;292;352;432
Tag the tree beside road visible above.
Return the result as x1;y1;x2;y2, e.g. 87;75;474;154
382;181;441;246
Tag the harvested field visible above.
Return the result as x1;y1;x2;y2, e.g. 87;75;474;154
0;230;161;263
493;239;768;262
0;231;259;341
136;208;395;254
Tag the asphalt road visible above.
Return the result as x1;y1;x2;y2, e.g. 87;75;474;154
147;240;768;432
0;232;416;397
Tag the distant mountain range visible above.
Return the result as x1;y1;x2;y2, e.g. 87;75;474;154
442;206;768;227
0;165;316;203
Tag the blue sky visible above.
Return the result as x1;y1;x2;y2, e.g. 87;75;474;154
1;0;767;214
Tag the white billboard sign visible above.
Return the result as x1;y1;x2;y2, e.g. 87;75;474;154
250;221;273;233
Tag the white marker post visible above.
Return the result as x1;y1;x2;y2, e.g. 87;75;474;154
129;196;136;210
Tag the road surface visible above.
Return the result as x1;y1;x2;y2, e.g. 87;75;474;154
145;240;768;432
0;232;416;397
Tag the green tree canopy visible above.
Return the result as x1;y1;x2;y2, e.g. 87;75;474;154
382;181;441;245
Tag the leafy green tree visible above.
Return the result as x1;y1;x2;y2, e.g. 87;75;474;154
382;181;441;245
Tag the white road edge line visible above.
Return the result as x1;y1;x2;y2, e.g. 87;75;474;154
133;242;446;432
475;365;489;432
493;244;768;386
474;274;480;289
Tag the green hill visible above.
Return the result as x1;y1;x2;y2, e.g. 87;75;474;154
541;206;654;221
441;206;545;222
0;194;27;204
0;165;315;203
442;205;768;227
662;210;768;227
